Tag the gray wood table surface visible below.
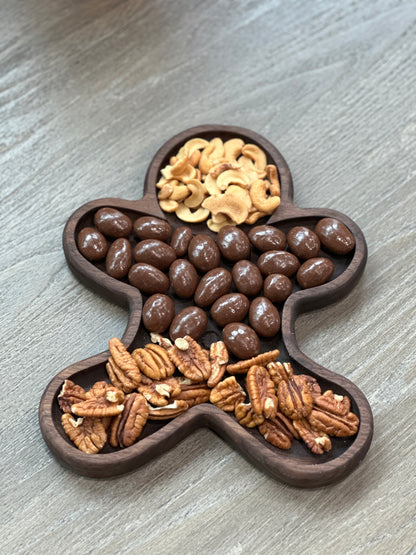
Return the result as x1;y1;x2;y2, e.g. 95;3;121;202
1;1;415;553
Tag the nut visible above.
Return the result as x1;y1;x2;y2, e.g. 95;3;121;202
148;400;189;420
249;179;281;213
241;144;267;170
174;382;211;408
235;402;264;428
210;376;246;411
313;390;351;416
202;185;251;225
258;413;298;450
278;375;313;420
71;381;125;418
184;179;206;208
138;374;180;406
116;393;149;448
217;169;250;191
58;379;87;413
266;164;280;197
108;337;141;387
207;341;229;387
106;356;138;393
168;335;212;382
293;418;332;455
308;408;359;438
132;344;175;380
226;349;280;374
266;361;294;388
223;138;244;163
246;365;278;419
175;204;210;223
159;199;179;213
61;413;107;454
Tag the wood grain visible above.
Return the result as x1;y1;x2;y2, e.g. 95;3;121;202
1;1;415;553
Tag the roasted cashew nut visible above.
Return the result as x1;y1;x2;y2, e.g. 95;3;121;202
249;179;280;213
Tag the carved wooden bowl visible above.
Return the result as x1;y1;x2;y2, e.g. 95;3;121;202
39;125;373;487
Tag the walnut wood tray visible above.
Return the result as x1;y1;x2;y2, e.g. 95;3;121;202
39;125;373;487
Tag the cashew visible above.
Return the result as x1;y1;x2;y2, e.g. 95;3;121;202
178;138;209;159
217;169;250;191
209;161;239;180
169;156;178;165
207;217;236;232
158;183;173;200
245;210;268;224
224;138;244;163
189;149;201;167
175;204;210;223
238;155;266;181
242;144;267;171
202;186;251;225
266;164;280;197
159;199;179;213
184;180;206;208
249;179;280;213
204;174;221;196
199;142;215;175
169;184;190;202
162;157;196;181
211;212;229;224
209;137;224;160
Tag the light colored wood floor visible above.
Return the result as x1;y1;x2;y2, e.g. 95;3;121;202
1;1;415;553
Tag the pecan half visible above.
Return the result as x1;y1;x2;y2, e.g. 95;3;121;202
235;402;264;428
148;400;189;420
116;393;149;448
226;349;280;375
58;379;87;413
266;361;293;388
308;408;359;438
138;375;181;407
278;375;313;420
61;413;107;454
314;390;351;416
299;374;322;399
109;414;122;448
210;376;246;411
208;341;228;387
106;356;138;393
259;413;297;450
132;344;175;380
246;365;278;419
108;337;141;386
168;336;211;382
293;418;332;455
71;381;125;418
174;382;211;408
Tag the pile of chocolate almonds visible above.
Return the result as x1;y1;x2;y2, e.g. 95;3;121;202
77;210;355;360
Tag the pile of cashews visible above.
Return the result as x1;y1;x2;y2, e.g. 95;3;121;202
156;137;281;231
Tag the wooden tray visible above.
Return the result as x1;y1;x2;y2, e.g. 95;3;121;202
39;125;373;487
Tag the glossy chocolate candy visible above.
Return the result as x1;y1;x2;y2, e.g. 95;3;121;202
315;218;355;255
249;297;281;337
133;239;176;270
106;238;132;279
77;227;108;261
210;293;250;327
257;250;300;277
94;208;132;238
170;226;193;257
287;226;320;259
248;225;286;252
188;234;220;273
142;294;175;333
194;268;232;307
133;216;172;242
169;259;198;299
222;323;260;360
263;274;292;303
169;306;208;341
128;263;170;295
297;257;334;289
232;260;263;296
216;226;251;262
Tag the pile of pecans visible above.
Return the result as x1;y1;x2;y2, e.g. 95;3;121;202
59;336;359;455
156;137;281;230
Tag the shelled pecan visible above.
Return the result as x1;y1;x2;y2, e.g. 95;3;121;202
71;381;125;418
235;402;265;428
61;414;107;454
58;380;87;413
278;375;313;420
132;344;175;380
168;336;211;382
226;349;280;375
210;376;246;411
246;365;278;419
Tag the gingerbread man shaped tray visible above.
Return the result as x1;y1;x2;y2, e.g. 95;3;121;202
39;125;373;487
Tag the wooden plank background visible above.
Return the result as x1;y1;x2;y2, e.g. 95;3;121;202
1;0;415;553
